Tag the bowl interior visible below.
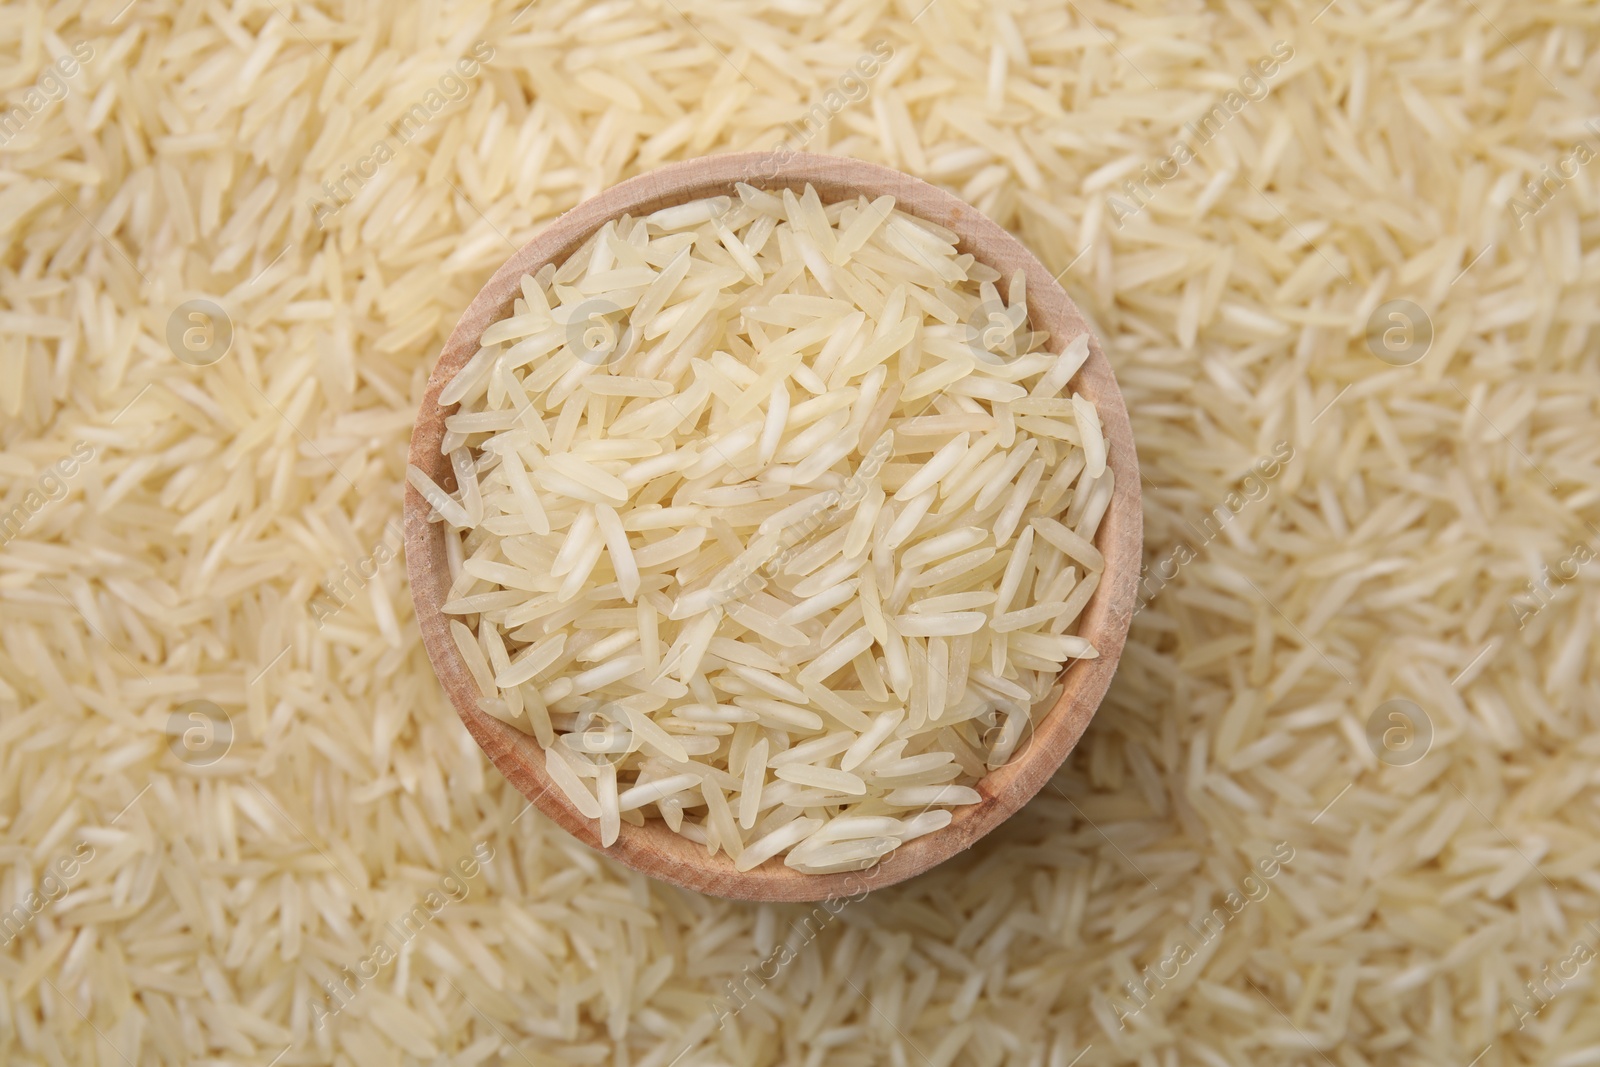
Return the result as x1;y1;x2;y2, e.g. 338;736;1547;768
404;151;1142;902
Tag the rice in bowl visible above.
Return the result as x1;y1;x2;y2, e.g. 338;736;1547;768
407;182;1112;874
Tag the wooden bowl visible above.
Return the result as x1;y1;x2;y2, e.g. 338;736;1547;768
405;152;1142;902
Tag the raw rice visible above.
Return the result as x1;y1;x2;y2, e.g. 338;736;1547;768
10;2;1582;1061
419;186;1106;869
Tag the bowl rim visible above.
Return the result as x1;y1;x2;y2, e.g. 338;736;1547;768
404;150;1142;902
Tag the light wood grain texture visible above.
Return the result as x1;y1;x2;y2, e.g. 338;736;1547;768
405;152;1142;902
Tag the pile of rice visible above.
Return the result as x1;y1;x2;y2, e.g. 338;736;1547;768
4;0;1598;1064
409;183;1108;873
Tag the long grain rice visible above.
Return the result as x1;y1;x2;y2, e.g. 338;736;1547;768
435;185;1105;868
11;4;1576;1061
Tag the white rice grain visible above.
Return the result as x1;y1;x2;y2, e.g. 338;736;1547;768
446;187;1104;872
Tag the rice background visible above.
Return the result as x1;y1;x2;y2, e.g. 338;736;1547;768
3;0;1599;1064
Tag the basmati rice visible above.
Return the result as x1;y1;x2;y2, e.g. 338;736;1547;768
11;1;1586;1062
428;186;1105;869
